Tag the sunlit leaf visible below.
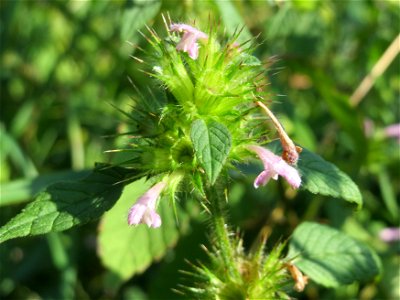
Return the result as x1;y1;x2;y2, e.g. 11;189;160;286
0;170;90;207
0;166;129;243
287;222;381;287
190;119;232;184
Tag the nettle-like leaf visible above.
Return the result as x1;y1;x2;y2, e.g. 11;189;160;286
287;222;381;287
268;141;362;208
190;119;232;184
0;166;129;243
98;179;188;280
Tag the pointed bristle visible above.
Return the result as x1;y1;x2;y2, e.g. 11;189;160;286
161;13;170;33
130;55;144;63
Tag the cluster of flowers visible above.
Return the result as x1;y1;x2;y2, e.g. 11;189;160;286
127;23;302;228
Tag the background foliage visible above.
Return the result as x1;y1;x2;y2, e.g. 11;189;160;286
1;0;399;299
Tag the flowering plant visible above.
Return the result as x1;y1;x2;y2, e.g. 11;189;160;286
0;18;381;299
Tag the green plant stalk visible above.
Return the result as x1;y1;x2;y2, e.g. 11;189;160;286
47;232;77;300
207;184;240;280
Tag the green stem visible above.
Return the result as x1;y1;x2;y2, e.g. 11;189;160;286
207;184;240;279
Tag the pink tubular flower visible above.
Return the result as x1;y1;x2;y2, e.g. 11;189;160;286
363;119;374;137
384;123;400;142
169;23;208;60
127;182;166;228
248;145;301;189
379;227;400;243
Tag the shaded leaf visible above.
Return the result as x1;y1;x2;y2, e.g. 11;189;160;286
0;170;90;207
0;166;129;243
190;119;232;184
287;222;381;287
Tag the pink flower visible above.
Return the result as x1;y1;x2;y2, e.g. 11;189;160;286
384;123;400;142
248;145;301;189
127;182;166;228
379;227;400;243
170;23;208;60
363;119;374;137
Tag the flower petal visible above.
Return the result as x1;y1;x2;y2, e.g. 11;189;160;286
149;211;162;228
128;182;166;227
136;182;166;207
254;170;271;188
170;23;207;60
384;123;400;142
248;145;280;169
274;160;302;189
187;43;199;59
379;227;400;243
170;23;208;39
127;203;147;226
248;145;301;189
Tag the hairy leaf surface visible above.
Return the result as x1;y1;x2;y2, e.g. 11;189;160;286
287;222;381;287
0;166;128;243
190;119;232;184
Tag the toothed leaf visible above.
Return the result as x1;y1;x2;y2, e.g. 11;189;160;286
190;119;232;184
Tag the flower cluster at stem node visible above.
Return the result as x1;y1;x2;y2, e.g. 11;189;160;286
125;21;303;228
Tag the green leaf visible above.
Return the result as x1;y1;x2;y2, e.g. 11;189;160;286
120;0;161;42
98;179;187;280
299;148;362;208
119;0;161;56
287;222;381;287
0;170;90;207
0;166;129;243
190;119;232;184
213;0;252;43
268;141;362;208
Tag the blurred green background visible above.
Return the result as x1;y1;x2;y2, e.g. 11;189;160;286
1;1;399;299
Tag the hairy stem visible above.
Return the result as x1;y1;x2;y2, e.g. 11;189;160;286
207;184;240;279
